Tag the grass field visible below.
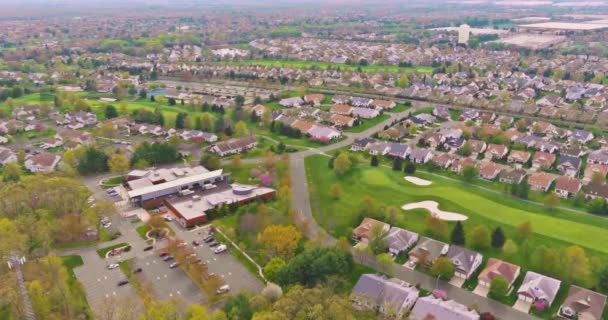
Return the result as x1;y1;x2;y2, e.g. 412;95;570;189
136;224;151;240
305;155;608;267
345;114;390;133
218;59;433;75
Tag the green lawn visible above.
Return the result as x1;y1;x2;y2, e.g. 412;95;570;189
61;255;84;280
60;255;92;318
96;242;129;258
345;114;390;133
218;59;433;75
386;103;411;113
305;155;608;266
136;224;151;240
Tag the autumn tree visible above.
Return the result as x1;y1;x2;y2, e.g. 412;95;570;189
561;246;592;286
258;225;302;260
333;153;352;176
425;215;449;241
515;221;533;242
234;121;249;137
502;239;518;257
462;164;479;182
108;153;129;174
368;224;389;255
431;256;455;280
543;193;559;210
3;162;22;182
330;183;342;200
471;225;491;250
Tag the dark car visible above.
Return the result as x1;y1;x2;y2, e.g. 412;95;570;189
143;246;153;251
117;280;129;286
192;240;201;246
133;268;143;273
162;255;174;262
208;241;220;247
203;234;214;242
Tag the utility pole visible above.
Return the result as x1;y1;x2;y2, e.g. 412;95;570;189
7;253;36;320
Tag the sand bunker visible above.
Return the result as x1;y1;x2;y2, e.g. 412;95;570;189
401;201;468;221
404;176;432;186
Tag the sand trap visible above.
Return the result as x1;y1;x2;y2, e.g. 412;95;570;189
404;176;432;186
401;201;468;221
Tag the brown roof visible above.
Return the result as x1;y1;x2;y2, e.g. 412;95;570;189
352;217;389;241
479;161;501;178
584;163;608;181
533;151;556;167
330;104;353;114
487;143;507;156
371;99;395;108
508;150;531;163
504;128;524;141
330;114;355;126
30;153;59;167
560;285;607;320
479;258;521;285
528;172;556;188
555;176;581;194
304;94;325;103
291;120;316;133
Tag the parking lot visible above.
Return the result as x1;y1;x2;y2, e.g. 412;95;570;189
136;254;205;303
73;251;139;314
172;224;265;295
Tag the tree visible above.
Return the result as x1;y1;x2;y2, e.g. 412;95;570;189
330;183;342;200
431;256;455;280
130;142;178;166
175;112;188;129
200;153;221;170
261;283;283;303
599;266;608;291
235;121;249;137
515;221;533;242
104;104;119;119
258;225;302;260
404;160;416;174
471;225;491;250
263;258;285;283
276;247;353;287
517;177;530;199
185;305;211;320
201;113;214;132
502;239;518;257
376;253;394;276
425;215;449;240
3;162;22;182
235;95;245;107
587;197;607;215
462;164;479;182
108;153;129;174
139;88;147;99
141;300;180;320
370;155;379;167
368;224;389;255
333;153;352;176
543;193;559;210
561;246;592;286
224;293;253;320
28;280;51;318
77;147;109;174
491;227;505;249
488;276;509;299
392;158;402;171
450;221;465;245
458;141;472;156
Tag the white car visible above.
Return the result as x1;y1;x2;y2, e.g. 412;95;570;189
107;263;120;270
214;245;227;254
164;216;173;222
216;284;230;294
103;222;112;228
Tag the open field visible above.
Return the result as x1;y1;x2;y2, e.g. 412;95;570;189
345;114;390;133
217;59;433;75
305;155;608;267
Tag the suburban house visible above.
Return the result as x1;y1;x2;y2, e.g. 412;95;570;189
412;113;436;127
485;144;508;160
409;148;433;164
557;285;607;320
279;96;304;107
478;161;502;180
554;176;582;198
584;163;608;184
352;107;380;119
303;94;325;106
386;227;419;256
528;172;556;192
351;138;376;152
352;218;390;244
330;114;355;128
569;129;594;144
371;99;396;110
330;104;354;115
507;150;531;164
432;106;451;119
477;258;521;291
308;126;341;141
408;237;449;268
587;149;608;165
24;153;61;172
532;151;556;169
208;135;257;156
432;153;456;169
369;141;391;156
499;169;527;185
0;147;17;166
452;157;477;174
180;130;218;143
446;246;483;280
351;274;419;319
351;96;373;107
387;143;411;159
250;104;267;116
468;139;487;156
517;271;562;308
557;154;581;177
410;296;479;320
585;183;608;201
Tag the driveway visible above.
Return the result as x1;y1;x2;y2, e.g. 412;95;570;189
449;277;466;288
513;298;533;313
473;284;489;297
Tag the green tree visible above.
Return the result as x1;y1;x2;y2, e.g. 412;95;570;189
450;221;465;246
488;276;509;299
425;215;449;241
277;247;353;287
404;160;416;174
370;155;379;167
3;162;22;182
471;225;491;250
392;158;403;171
224;293;253;320
28;280;51;318
234;121;249;137
376;253;394;276
175;112;188;129
458;141;472;156
105;105;118;119
588;197;607;214
141;300;179;320
543;193;559;210
515;221;533;242
185;305;211;320
562;246;592;286
491;227;505;249
330;183;341;200
462;164;479;182
502;239;518;257
368;224;389;255
258;225;302;260
431;256;455;280
333;153;352;176
77;147;109;174
263;258;285;283
108;153;129;174
200;153;221;170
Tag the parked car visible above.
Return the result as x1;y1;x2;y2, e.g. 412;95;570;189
203;235;214;242
216;285;230;294
103;222;112;228
208;241;220;247
162;255;174;262
169;262;179;269
159;251;169;257
143;245;153;251
194;258;206;265
107;263;119;270
192;240;201;246
117;280;129;286
164;216;173;222
133;268;143;273
177;242;188;248
214;245;227;254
